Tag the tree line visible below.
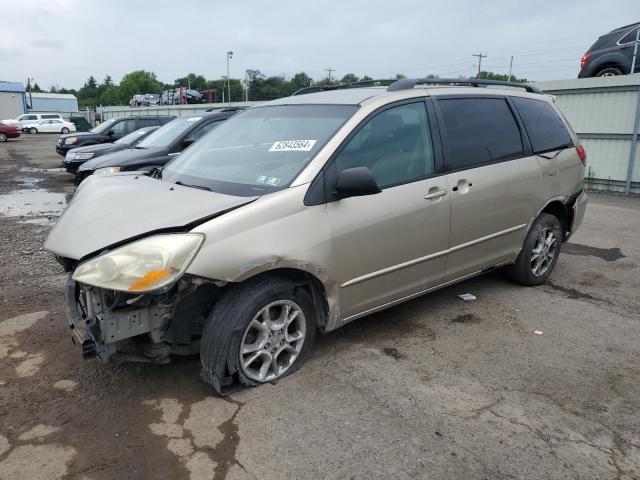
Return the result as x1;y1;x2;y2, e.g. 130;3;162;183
30;70;528;109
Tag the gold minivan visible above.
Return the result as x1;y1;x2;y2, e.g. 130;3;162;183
45;78;587;393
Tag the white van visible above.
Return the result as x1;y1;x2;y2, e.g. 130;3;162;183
1;113;64;128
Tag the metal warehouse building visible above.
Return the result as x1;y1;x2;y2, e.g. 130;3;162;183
0;81;27;119
28;92;78;113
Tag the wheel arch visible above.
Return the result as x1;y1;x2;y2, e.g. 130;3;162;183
234;266;330;330
536;197;571;241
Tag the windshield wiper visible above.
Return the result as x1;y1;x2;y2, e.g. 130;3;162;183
175;181;211;191
134;146;147;149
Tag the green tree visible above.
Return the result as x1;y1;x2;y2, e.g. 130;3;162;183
101;75;114;88
477;71;528;83
174;73;208;90
31;83;43;93
290;72;313;90
118;70;163;104
340;73;360;84
394;73;407;80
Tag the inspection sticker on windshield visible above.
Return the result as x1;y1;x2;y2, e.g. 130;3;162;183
256;175;281;186
269;139;316;152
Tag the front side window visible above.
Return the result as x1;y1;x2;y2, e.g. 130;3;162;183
137;117;204;149
439;98;523;171
110;119;137;136
42;114;60;119
90;118;116;134
162;105;357;196
184;120;223;143
511;97;573;154
334;102;435;189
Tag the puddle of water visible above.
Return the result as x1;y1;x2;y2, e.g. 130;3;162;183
19;167;66;173
15;176;43;189
0;190;66;219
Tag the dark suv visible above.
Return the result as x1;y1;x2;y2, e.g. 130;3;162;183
55;116;174;156
579;22;640;77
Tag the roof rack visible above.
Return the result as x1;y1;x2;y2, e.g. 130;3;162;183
292;79;396;96
387;78;543;94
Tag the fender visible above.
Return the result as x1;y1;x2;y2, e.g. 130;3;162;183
590;51;629;74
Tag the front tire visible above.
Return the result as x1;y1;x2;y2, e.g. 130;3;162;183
201;276;317;393
596;67;622;77
61;127;69;134
29;127;37;134
505;213;562;286
0;132;7;142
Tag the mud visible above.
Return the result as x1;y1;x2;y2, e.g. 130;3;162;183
563;242;626;262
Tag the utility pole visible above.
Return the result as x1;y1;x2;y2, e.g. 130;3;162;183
631;27;640;75
226;51;233;106
27;77;33;111
508;56;514;82
325;68;336;83
472;53;487;78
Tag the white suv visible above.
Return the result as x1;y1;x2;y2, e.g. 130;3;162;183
1;113;64;128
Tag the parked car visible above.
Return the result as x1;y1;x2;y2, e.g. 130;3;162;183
130;95;145;107
143;94;160;106
0;122;21;142
75;109;238;182
55;116;174;156
23;118;76;134
1;113;64;128
63;125;160;176
184;89;205;104
45;78;587;394
579;22;640;77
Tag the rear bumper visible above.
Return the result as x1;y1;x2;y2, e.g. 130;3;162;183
567;190;587;240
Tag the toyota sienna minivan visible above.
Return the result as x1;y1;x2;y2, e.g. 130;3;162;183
45;78;587;393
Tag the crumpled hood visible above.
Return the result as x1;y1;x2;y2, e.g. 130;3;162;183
78;147;165;172
44;174;255;260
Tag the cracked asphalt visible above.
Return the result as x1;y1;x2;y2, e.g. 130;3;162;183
1;134;640;480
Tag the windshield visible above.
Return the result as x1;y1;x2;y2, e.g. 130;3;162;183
162;104;357;196
90;119;116;134
115;127;153;146
136;117;202;149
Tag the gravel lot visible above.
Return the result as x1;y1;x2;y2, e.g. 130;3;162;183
1;134;640;480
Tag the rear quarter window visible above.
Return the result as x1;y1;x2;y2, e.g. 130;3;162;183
511;97;573;154
438;97;524;171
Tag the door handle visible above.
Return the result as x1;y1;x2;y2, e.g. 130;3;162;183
424;189;448;200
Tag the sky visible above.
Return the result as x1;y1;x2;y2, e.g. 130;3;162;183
1;0;637;89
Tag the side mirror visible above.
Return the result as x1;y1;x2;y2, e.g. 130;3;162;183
107;129;115;136
335;167;381;199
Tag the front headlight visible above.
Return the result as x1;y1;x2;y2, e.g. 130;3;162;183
72;234;205;293
66;137;77;145
73;152;94;160
94;166;121;174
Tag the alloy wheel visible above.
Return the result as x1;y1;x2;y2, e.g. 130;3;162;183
240;300;306;382
530;227;557;277
0;133;6;142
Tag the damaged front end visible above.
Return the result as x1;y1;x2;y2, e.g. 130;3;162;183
65;274;223;364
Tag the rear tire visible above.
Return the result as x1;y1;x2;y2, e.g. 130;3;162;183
201;275;317;393
0;132;7;142
596;67;623;77
29;127;37;134
505;213;562;286
61;127;69;134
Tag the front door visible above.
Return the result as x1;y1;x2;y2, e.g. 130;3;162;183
325;100;451;322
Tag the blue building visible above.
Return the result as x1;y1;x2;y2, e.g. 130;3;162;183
0;81;27;120
29;92;79;113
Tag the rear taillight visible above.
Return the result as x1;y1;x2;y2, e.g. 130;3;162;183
576;145;587;166
581;53;591;69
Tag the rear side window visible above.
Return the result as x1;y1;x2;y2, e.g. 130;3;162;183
439;98;523;171
137;117;159;127
619;27;639;45
511;97;573;154
41;114;60;119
